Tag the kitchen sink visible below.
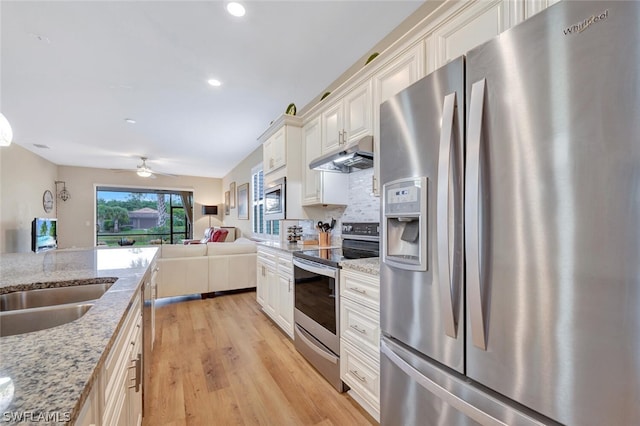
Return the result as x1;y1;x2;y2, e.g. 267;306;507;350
0;282;113;312
0;303;94;337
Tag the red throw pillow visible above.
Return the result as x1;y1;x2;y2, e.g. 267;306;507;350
212;229;228;242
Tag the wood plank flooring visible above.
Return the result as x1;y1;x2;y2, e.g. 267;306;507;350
143;291;378;426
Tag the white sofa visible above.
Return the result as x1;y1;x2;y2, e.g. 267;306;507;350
156;239;257;298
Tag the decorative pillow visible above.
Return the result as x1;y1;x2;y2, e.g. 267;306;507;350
211;229;229;242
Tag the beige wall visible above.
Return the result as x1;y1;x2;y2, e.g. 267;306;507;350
0;145;59;253
222;144;262;238
56;166;222;249
0;147;222;253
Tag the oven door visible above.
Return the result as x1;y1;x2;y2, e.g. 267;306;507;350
293;257;340;355
264;178;285;220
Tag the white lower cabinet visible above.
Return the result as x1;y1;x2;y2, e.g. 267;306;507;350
75;383;98;426
75;276;147;426
339;268;380;421
101;291;143;426
256;247;294;338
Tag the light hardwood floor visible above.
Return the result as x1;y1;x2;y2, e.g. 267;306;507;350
143;291;378;426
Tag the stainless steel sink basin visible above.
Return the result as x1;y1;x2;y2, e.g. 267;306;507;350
0;283;113;312
0;303;94;337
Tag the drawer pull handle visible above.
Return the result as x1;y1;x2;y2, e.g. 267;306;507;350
350;324;367;334
349;287;366;294
350;370;367;383
127;354;142;392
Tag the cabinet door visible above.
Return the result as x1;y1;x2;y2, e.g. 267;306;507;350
265;264;278;318
277;272;294;336
256;259;268;307
524;0;560;20
321;99;343;153
344;80;373;143
427;0;516;72
128;333;143;426
372;42;425;195
271;127;286;171
262;139;273;173
302;117;322;205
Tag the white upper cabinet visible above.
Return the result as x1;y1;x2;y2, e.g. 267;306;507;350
321;80;373;154
303;117;322;204
321;100;343;153
302;116;348;206
523;0;560;20
263;126;286;174
344;80;373;144
372;42;425;196
427;0;520;73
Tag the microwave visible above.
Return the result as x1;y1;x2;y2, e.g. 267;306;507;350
264;177;286;220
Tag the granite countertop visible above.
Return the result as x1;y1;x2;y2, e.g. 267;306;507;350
0;246;158;425
340;257;380;276
256;240;339;253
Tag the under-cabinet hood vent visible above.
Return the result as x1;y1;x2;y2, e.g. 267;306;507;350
309;135;374;173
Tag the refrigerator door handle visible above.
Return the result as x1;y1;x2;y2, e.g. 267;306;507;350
437;92;459;338
466;78;488;350
381;340;506;426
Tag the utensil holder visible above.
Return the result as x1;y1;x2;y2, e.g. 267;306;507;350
319;232;331;247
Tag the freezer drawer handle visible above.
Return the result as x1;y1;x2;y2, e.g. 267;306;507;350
349;286;367;294
437;91;460;339
466;78;488;350
381;340;505;426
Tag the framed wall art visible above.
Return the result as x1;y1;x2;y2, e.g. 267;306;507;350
224;191;230;215
237;183;249;220
229;182;236;208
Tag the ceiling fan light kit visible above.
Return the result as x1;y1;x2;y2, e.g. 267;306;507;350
0;113;13;147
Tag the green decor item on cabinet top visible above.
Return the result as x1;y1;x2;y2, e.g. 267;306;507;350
285;103;297;115
320;91;331;101
365;52;379;65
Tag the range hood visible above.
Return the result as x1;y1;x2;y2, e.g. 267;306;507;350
309;135;374;173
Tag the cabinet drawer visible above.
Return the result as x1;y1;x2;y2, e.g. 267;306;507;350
277;254;292;270
104;293;140;405
341;298;380;359
340;339;380;410
340;270;379;310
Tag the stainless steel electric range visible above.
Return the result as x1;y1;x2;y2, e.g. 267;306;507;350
292;222;379;392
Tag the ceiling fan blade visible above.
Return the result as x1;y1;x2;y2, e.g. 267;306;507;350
150;170;177;178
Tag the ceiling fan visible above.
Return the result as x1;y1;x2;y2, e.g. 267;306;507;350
112;157;176;178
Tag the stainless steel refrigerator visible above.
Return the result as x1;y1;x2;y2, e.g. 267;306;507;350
379;2;640;425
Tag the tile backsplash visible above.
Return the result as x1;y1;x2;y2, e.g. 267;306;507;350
301;168;380;240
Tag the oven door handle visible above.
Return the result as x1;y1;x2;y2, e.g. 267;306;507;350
293;258;338;280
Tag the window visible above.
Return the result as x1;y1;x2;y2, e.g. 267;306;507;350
251;166;264;235
251;165;279;239
96;188;193;246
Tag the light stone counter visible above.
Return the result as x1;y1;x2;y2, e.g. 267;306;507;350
256;240;339;253
340;257;380;276
0;246;158;425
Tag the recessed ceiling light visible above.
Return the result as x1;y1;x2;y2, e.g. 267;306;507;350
226;2;245;17
207;79;222;87
124;118;136;124
29;33;51;44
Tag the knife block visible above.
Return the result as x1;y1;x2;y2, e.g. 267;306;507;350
319;232;331;247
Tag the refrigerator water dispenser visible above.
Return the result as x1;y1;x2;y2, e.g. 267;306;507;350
382;177;428;271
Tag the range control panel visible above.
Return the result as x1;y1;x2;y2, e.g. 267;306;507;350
342;222;380;237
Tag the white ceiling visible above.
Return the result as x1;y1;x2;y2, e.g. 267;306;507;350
1;1;424;178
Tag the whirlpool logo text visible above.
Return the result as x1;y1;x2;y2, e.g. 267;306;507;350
563;9;608;35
